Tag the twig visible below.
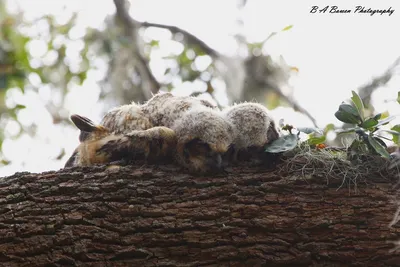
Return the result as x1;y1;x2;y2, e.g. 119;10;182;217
358;56;400;106
270;84;319;128
141;21;219;58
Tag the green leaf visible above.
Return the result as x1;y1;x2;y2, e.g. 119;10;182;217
248;42;263;50
380;111;390;119
0;159;11;166
265;134;298;153
351;90;365;121
392;124;400;132
338;103;359;117
307;135;326;146
397;91;400;104
76;71;87;85
14;104;26;110
334;110;360;124
360;118;378;129
282;25;293;31
323;123;335;134
389;124;400;145
150;40;159;47
375;116;395;127
367;135;390;159
373;113;382;120
192;46;206;56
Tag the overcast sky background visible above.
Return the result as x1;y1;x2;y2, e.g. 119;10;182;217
1;0;400;176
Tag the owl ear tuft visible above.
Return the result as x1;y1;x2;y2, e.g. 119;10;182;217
70;114;108;134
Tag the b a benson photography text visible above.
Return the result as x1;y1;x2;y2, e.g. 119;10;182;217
310;6;394;16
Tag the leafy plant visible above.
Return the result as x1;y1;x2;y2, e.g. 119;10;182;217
265;90;400;159
334;90;400;159
265;124;326;153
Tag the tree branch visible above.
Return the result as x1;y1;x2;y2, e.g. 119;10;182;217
113;0;160;98
1;163;400;265
141;21;220;58
269;84;319;128
358;56;400;107
115;1;316;127
113;0;136;35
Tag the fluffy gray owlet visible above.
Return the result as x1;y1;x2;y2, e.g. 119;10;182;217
222;102;280;163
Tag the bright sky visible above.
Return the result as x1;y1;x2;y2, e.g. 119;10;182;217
2;0;400;176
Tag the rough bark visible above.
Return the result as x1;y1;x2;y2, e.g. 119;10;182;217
0;163;399;267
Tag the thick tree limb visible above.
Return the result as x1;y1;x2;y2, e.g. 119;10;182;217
113;0;160;98
0;162;399;266
113;0;136;34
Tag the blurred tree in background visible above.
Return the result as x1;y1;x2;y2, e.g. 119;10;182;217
0;0;298;170
0;0;398;173
0;0;93;168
